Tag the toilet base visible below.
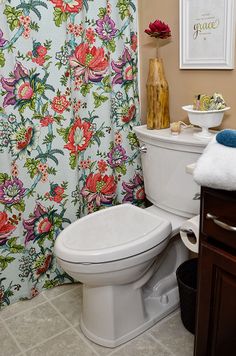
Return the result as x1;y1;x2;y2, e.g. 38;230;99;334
80;238;187;348
81;285;179;348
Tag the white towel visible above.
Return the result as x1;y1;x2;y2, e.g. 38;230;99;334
193;137;236;191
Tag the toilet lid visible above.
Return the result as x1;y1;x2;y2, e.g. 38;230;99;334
55;204;171;263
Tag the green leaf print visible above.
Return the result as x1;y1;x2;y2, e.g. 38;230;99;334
13;200;26;213
7;237;25;254
117;0;130;20
80;83;93;97
57;127;70;142
0;173;10;184
98;7;107;18
53;8;69;27
116;164;127;175
24;158;40;179
69;154;77;170
93;92;109;108
106;39;116;53
3;5;23;31
102;76;112;93
0;51;6;68
0;256;15;271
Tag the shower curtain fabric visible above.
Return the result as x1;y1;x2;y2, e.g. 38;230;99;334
0;0;145;307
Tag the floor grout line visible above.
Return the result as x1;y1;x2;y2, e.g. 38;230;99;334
23;326;72;354
47;295;105;356
148;332;176;356
1;290;74;354
72;323;101;356
46;297;74;327
0;284;81;322
1;298;49;321
0;285;193;356
42;283;81;301
47;295;102;356
1;316;25;355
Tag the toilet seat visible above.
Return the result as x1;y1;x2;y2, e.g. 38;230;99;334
55;204;171;264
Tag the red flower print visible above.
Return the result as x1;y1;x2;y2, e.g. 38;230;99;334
40;116;54;127
32;56;46;65
35;253;53;279
54;186;64;195
97;160;107;173
64;117;93;154
31;287;39;297
122;104;136;123
69;43;108;82
45;184;65;203
86;28;96;44
17;127;33;150
51;95;70;114
50;0;83;13
0;211;16;245
131;33;138;52
31;43;48;66
81;173;117;206
36;45;47;57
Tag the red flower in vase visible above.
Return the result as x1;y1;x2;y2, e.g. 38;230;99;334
144;20;171;39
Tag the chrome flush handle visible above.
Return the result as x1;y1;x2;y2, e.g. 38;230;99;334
139;144;147;154
206;213;236;232
193;193;201;201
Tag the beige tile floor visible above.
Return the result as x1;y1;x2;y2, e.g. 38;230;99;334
0;284;194;356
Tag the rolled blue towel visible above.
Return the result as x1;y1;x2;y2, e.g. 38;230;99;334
216;129;236;148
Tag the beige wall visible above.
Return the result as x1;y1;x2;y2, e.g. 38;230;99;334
138;0;236;129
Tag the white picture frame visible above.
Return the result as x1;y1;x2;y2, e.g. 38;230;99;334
179;0;235;69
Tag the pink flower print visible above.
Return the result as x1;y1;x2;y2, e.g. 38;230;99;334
80;158;91;170
115;132;122;145
0;178;26;205
69;43;109;83
122;173;145;206
0;62;32;107
23;203;55;244
0;29;7;48
17;82;34;100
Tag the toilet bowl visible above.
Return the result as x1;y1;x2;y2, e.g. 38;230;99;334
55;126;208;347
55;204;186;347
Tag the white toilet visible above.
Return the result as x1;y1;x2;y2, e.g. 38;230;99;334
55;126;207;348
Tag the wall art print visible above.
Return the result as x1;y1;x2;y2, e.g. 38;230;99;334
180;0;235;69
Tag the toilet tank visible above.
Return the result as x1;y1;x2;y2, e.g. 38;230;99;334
134;126;208;218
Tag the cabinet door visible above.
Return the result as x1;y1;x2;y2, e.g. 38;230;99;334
194;242;236;356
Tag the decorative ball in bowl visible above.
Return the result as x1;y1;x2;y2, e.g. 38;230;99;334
182;105;230;141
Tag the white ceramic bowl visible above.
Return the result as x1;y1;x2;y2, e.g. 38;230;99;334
182;105;230;140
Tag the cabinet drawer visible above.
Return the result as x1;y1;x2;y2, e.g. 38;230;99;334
201;189;236;250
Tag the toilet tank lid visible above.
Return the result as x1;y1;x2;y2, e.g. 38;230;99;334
55;204;171;263
134;125;209;151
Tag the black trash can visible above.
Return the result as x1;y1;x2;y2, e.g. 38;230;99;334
176;258;198;334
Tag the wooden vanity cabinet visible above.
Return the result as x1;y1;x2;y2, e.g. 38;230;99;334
194;187;236;356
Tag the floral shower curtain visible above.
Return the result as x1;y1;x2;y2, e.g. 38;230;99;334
0;0;145;308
